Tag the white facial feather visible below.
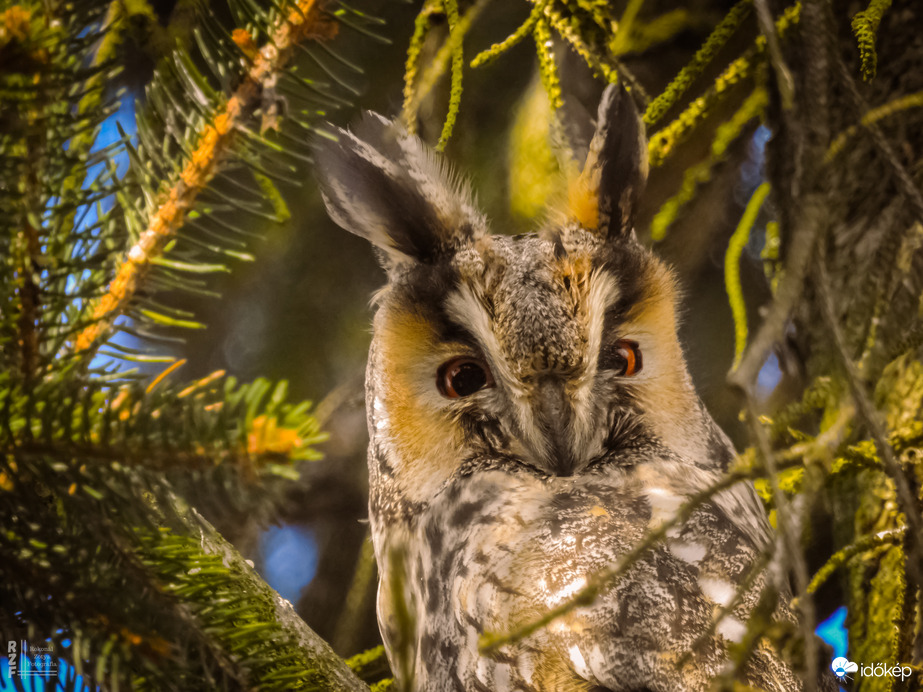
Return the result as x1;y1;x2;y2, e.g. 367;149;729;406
444;280;552;463
568;268;621;461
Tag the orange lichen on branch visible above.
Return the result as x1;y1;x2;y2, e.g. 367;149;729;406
72;0;333;355
118;626;172;659
231;28;259;60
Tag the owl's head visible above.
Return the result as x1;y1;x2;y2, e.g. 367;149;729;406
316;85;727;508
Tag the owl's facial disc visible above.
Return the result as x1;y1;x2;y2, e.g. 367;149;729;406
369;229;698;499
429;231;674;478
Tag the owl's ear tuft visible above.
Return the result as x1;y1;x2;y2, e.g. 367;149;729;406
567;83;648;241
314;113;487;273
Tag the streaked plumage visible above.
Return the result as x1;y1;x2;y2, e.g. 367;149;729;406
315;85;832;692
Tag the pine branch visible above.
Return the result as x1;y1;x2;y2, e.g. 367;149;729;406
0;465;370;691
1;1;122;380
0;371;324;487
139;500;371;692
72;0;339;357
12;212;40;382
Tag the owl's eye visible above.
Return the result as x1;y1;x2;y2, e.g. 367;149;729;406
599;339;642;376
437;357;495;398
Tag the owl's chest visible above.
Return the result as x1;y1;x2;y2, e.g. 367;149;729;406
373;465;766;691
415;469;652;624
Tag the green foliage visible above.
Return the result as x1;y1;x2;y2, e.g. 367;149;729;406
808;528;905;596
135;525;345;691
437;0;464;150
401;0;487;142
650;86;767;240
643;0;753;125
851;0;892;81
826;90;923;164
533;15;563;110
4;0;923;687
647;2;800;169
346;644;392;688
847;477;907;692
726;182;771;368
469;2;542;69
0;0;379;688
402;0;440;129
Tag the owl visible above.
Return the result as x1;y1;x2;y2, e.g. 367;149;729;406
315;85;833;691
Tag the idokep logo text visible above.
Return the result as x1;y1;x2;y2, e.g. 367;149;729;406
831;657;912;682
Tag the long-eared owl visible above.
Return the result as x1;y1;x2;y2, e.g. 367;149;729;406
315;85;830;691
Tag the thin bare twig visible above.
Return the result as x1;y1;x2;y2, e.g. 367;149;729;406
754;0;794;109
742;394;817;691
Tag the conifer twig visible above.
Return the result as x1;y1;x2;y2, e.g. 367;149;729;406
727;193;823;392
851;0;892;81
650;86;767;241
825;91;923;164
643;0;752;126
647;2;800;166
14;219;40;382
831;55;923;226
402;0;489;138
437;0;464;151
72;0;335;356
806;527;905;595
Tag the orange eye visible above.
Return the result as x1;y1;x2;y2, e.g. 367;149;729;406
437;357;494;398
599;339;642;377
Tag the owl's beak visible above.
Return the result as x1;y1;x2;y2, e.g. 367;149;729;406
533;377;578;476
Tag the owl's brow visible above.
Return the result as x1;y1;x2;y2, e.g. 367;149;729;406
437;321;482;350
391;282;480;354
